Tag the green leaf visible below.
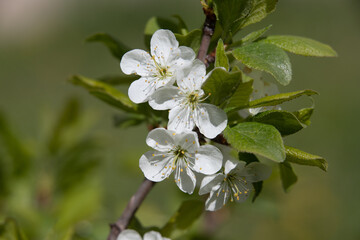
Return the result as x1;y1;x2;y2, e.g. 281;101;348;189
224;122;285;162
113;114;146;128
213;0;252;38
224;79;253;112
144;17;182;48
175;29;202;53
215;39;229;70
172;15;188;34
86;33;130;61
293;107;314;126
237;0;278;29
261;35;337;57
231;25;272;48
48;98;80;154
161;200;203;237
279;161;297;192
202;69;241;106
250;110;307;136
0;218;27;240
0;112;31;177
69;75;138;113
285;146;328;171
98;74;139;85
248;89;318;109
233;42;292;85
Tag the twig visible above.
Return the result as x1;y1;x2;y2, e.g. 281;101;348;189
197;5;216;63
107;179;156;240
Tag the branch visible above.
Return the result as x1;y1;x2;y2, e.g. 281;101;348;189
197;4;216;64
107;179;156;240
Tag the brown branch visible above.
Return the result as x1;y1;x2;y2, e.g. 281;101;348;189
197;5;216;64
107;179;156;240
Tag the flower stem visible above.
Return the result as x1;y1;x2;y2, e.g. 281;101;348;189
107;179;156;240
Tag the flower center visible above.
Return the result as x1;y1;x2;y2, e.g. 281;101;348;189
151;56;172;80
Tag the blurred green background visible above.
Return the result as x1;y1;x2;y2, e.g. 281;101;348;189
0;0;359;239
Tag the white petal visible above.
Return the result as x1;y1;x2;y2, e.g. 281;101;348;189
245;162;272;182
128;77;157;103
151;29;179;63
168;46;196;69
144;231;163;240
146;128;175;151
148;86;181;110
177;59;206;91
174;131;200;153
139;151;173;182
120;49;154;76
174;159;196;194
117;229;142;240
205;186;229;211
168;106;195;133
224;159;244;175
199;174;224;195
196;103;227;139
193;145;222;175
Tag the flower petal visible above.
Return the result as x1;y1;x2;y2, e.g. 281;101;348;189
117;229;142;240
224;159;244;175
245;162;272;182
146;128;175;151
196;103;227;139
148;86;181;110
144;231;165;240
151;29;179;63
193;145;223;175
168;106;195;133
174;131;200;153
177;59;206;91
168;46;196;69
205;186;229;211
120;49;154;76
199;173;224;195
174;159;196;194
128;77;157;103
139;151;173;182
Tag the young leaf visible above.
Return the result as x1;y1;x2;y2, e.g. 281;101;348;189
223;122;286;162
231;25;272;48
161;200;203;237
248;89;318;109
202;68;241;106
0;112;31;177
113;114;146;128
249;110;307;136
175;29;202;53
232;42;292;85
293;107;314;126
86;33;130;61
224;79;253;112
144;16;181;48
237;0;278;30
0;218;28;240
279;161;297;192
285;146;328;171
69;75;138;113
98;74;139;86
261;35;337;57
215;39;229;70
213;0;253;37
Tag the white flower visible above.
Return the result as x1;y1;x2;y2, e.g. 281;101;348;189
139;128;223;194
149;60;228;139
249;79;281;115
120;29;195;103
117;229;170;240
199;158;271;211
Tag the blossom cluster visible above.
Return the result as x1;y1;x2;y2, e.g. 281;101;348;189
120;29;271;211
